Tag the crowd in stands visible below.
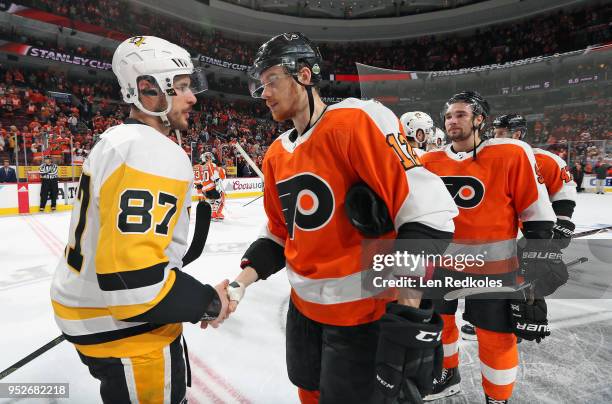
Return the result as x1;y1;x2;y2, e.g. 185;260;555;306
1;1;609;182
22;0;611;73
0;64;290;175
529;96;612;175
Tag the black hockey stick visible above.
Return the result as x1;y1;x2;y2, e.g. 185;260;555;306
0;335;65;380
182;200;212;266
443;256;588;301
242;194;263;207
0;201;212;381
572;225;612;238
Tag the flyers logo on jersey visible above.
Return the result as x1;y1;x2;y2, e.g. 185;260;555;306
276;173;335;239
442;176;485;209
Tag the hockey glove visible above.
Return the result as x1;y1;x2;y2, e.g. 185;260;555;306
375;300;443;403
509;297;550;343
519;240;568;297
552;219;575;250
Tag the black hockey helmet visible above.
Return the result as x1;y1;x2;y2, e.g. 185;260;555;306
442;90;490;132
248;32;322;98
493;113;527;139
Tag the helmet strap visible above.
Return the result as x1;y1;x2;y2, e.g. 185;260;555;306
134;93;173;128
303;85;316;134
291;74;323;136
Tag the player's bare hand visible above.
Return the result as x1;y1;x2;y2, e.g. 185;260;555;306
200;279;230;329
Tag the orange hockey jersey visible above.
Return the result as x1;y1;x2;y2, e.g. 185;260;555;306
261;98;458;326
194;162;226;192
533;148;576;214
420;138;556;274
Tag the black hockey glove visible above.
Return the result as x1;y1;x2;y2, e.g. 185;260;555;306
552;219;575;250
509;297;550;343
375;300;443;403
519;240;568;297
195;183;203;190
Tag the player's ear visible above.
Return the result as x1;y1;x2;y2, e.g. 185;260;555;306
298;66;312;86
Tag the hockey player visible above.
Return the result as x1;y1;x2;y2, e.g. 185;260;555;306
200;152;226;220
419;91;567;403
50;36;230;403
193;159;206;200
399;110;435;157
428;127;447;151
226;32;459;403
493;114;577;244
461;114;578;341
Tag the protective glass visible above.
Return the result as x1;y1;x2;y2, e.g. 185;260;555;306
174;68;208;95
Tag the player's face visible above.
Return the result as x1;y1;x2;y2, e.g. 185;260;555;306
259;65;300;122
168;75;197;130
444;102;480;142
494;127;510;138
416;129;426;143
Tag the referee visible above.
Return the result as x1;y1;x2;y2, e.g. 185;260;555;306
39;155;59;212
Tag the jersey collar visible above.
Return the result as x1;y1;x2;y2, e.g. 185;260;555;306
445;138;488;161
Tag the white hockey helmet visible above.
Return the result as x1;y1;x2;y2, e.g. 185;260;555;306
202;151;214;163
112;36;207;126
430;127;447;148
399;111;434;147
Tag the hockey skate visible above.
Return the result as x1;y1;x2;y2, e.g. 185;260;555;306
423;367;461;401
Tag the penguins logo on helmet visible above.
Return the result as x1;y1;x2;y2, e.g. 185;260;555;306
128;36;146;47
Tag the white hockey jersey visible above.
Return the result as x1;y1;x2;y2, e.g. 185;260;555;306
51;119;194;358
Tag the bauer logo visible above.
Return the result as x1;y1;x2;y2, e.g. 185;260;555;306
516;322;550;333
442;176;485;209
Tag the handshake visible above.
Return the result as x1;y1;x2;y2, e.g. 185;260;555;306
200;279;246;330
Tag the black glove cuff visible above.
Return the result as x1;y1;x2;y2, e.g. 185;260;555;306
201;290;221;321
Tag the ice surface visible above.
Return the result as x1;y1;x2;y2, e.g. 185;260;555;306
0;194;610;403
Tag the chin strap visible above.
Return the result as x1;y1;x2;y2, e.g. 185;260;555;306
175;129;182;147
302;85;316;134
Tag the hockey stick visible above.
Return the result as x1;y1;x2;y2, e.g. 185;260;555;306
0;335;65;380
182;200;212;266
234;143;264;207
443;256;588;301
234;142;264;179
572;225;612;238
242;194;263;207
0;201;212;381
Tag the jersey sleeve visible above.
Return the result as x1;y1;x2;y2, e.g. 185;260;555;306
94;152;193;320
509;142;556;223
261;151;288;246
347;102;457;233
536;151;577;218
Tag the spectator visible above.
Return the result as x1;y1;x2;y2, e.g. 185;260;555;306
571;161;585;193
0;159;17;183
594;157;609;194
